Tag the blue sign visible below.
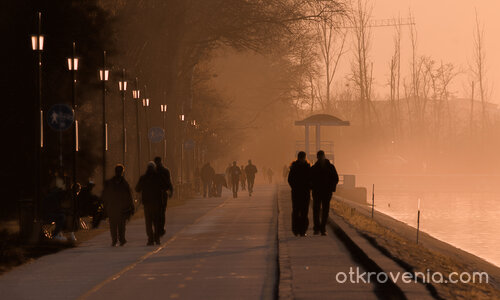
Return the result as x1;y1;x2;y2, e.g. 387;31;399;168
47;104;74;131
184;139;195;150
148;127;165;143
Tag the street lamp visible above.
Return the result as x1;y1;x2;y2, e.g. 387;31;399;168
118;69;127;165
142;90;151;160
31;12;44;222
179;113;186;189
98;51;108;184
132;78;141;174
160;103;167;162
67;42;79;192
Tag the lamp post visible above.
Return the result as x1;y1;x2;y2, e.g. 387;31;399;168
118;69;127;165
31;11;44;221
179;113;185;190
67;42;79;191
99;51;109;184
142;92;151;160
160;104;167;163
132;78;141;174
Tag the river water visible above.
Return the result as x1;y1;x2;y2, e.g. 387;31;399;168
357;175;500;267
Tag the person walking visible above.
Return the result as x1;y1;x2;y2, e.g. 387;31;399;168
201;162;215;198
136;162;168;246
244;160;258;196
154;157;174;237
311;150;339;236
267;168;274;184
229;161;241;198
213;173;227;197
240;165;247;191
102;165;134;247
287;151;311;237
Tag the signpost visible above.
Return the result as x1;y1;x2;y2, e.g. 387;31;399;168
148;127;165;143
47;104;74;171
47;104;74;131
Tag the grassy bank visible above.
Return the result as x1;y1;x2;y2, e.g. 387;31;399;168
331;198;500;299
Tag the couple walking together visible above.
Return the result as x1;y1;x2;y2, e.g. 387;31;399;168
287;150;339;236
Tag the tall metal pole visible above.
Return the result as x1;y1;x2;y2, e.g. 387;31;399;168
162;92;167;163
102;51;107;184
34;12;43;221
121;69;127;165
143;85;151;160
134;78;142;175
71;42;77;191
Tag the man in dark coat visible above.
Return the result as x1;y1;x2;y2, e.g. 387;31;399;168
201;162;215;198
244;160;258;196
102;165;134;247
288;151;311;237
154;157;174;237
310;150;339;236
136;162;168;245
229;161;241;198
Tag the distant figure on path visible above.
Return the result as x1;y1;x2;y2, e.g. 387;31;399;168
240;166;247;191
229;161;242;198
311;150;339;236
213;174;227;197
288;151;311;237
245;160;258;196
154;157;174;237
225;163;232;189
282;165;289;182
201;162;215;198
267;168;274;184
102;165;134;247
136;162;167;245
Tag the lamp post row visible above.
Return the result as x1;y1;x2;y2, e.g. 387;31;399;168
32;12;200;211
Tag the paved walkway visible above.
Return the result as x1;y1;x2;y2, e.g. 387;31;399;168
277;186;378;300
0;184;422;300
0;185;277;300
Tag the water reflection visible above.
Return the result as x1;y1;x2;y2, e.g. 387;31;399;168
357;175;500;267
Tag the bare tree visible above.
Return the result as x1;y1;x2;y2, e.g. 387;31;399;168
471;10;488;132
316;15;347;112
349;0;373;128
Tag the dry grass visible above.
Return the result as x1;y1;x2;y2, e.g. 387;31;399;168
331;199;500;300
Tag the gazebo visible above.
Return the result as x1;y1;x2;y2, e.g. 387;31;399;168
294;114;350;160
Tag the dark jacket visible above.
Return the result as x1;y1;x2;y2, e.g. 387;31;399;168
288;160;311;191
244;164;258;179
201;163;215;182
157;164;174;193
229;165;242;180
102;176;134;219
310;159;339;193
135;170;167;210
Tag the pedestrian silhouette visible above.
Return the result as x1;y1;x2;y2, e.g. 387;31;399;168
288;151;311;237
267;168;274;184
244;160;258;196
102;165;134;247
240;166;247;191
136;162;168;246
154;157;174;237
311;150;339;236
201;162;215;198
229;161;241;198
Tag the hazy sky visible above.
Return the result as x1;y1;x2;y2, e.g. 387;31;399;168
342;0;500;102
